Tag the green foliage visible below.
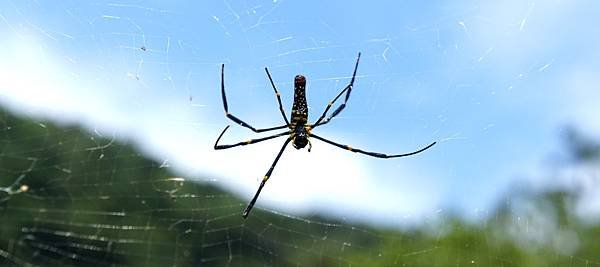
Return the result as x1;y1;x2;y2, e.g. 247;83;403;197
564;127;600;162
1;108;600;266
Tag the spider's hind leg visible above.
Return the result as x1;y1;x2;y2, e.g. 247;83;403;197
220;64;288;133
311;52;361;128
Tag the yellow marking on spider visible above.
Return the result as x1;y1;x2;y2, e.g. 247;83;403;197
245;140;253;144
263;175;269;181
346;145;353;151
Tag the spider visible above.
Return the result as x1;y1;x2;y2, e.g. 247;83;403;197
214;53;436;218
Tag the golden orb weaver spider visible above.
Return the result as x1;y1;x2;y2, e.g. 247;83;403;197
214;53;436;218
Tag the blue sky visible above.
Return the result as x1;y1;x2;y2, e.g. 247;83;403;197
1;0;599;226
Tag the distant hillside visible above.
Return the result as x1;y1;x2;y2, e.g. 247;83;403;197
1;106;599;267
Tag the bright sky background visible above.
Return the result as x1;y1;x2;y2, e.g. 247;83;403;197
1;0;599;227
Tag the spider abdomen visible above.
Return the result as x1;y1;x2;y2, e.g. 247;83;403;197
290;74;310;150
291;75;308;125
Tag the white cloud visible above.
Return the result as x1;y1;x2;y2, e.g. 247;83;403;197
0;36;136;132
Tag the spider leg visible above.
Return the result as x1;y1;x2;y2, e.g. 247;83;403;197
310;133;436;158
214;125;291;150
243;137;293;219
265;67;291;126
221;64;289;133
310;52;361;129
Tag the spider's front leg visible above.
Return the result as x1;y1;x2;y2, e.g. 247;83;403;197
310;133;436;158
214;125;290;150
243;137;293;218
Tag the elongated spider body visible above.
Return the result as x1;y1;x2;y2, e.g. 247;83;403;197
290;75;311;150
214;53;436;218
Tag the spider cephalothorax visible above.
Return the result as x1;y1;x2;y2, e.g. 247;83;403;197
215;52;436;218
292;125;309;150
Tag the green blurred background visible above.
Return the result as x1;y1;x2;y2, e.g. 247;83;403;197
2;109;600;266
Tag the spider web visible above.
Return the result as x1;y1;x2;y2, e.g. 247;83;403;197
2;0;600;266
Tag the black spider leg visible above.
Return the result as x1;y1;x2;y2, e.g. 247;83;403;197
221;64;288;133
264;67;291;126
310;52;361;129
310;133;436;158
214;125;290;150
243;136;293;219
